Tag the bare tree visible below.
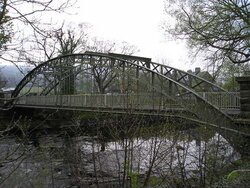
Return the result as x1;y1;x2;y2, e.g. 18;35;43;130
0;0;76;41
87;37;138;55
164;0;250;66
86;38;138;93
0;1;12;51
0;0;77;67
29;24;139;94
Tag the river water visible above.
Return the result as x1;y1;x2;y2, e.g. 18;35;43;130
0;118;241;188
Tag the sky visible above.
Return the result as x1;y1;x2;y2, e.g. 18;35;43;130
3;0;201;71
62;0;199;71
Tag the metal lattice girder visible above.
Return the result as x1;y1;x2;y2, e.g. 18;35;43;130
8;51;237;130
108;52;226;93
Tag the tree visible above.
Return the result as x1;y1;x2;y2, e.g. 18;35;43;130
218;61;250;91
54;24;88;94
0;0;76;61
30;23;138;94
31;24;138;94
164;0;250;65
87;38;138;93
0;1;12;51
0;70;7;89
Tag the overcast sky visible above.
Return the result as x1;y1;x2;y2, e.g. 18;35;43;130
60;0;199;71
4;0;201;71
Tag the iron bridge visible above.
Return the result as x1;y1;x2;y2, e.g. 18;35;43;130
1;51;242;132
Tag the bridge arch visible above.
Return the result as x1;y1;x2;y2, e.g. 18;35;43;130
9;52;236;128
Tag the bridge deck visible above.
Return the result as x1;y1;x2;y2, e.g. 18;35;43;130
12;93;240;115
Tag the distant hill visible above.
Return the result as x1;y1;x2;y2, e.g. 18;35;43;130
0;65;32;88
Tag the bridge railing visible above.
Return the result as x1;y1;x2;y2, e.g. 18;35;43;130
199;92;240;109
14;92;240;111
15;94;181;111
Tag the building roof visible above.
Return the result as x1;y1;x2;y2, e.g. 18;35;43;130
0;87;15;94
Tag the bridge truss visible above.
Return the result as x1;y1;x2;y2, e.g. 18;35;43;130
6;51;240;129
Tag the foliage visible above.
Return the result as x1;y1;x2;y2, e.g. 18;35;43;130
227;171;240;180
213;170;250;187
218;61;250;90
211;160;250;188
125;161;140;188
164;0;250;65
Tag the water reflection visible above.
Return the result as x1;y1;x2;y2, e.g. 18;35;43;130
0;122;240;188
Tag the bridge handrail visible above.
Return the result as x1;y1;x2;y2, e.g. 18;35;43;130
198;92;240;109
15;93;240;110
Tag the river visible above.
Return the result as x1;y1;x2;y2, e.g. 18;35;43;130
0;115;243;188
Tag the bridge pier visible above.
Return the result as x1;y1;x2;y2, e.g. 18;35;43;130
236;76;250;118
